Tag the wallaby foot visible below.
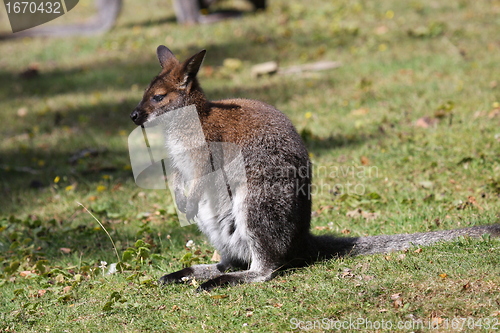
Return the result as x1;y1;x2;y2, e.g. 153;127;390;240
196;269;274;291
159;261;275;291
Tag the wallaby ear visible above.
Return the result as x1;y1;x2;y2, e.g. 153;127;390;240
179;50;207;89
157;45;177;69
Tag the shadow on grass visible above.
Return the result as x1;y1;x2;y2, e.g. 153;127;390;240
0;206;197;270
121;15;178;29
0;27;370;216
1;80;377;213
305;132;373;155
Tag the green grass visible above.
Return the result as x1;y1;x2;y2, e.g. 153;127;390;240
1;0;500;331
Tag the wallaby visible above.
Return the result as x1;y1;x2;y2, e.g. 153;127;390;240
130;46;500;291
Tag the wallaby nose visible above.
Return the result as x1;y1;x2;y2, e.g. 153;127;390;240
130;109;140;122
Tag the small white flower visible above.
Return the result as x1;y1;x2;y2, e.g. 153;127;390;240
181;276;190;282
107;263;117;275
185;240;195;248
99;261;107;269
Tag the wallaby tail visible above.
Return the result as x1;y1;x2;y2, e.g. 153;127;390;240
311;224;500;258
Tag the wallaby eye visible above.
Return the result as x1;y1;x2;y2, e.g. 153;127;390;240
152;94;166;102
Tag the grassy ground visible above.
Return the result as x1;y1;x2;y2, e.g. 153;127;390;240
1;0;500;331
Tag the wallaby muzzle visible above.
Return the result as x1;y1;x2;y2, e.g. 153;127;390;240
130;108;145;125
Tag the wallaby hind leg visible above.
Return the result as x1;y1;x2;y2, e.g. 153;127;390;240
196;256;277;291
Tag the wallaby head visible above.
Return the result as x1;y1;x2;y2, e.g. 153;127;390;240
130;46;207;125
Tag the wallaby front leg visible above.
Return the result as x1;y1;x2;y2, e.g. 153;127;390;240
174;175;200;221
158;262;229;285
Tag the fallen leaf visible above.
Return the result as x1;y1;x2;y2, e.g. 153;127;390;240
468;196;483;210
339;268;354;278
346;208;379;220
415;116;438;128
414;248;423;253
63;286;72;293
314;226;328;230
211;250;221;262
489;108;500;118
210;294;229;299
315;205;333;215
391;293;402;300
346;209;363;218
112;183;122;191
393;298;404;309
279;61;342;75
360;156;370;166
60;247;71;254
391;293;404;308
17;107;28;117
375;25;388;35
430;317;444;328
251;61;278;77
473;110;486;118
351;108;370;116
55;274;65;283
419;180;434;189
439;273;448;279
20;271;32;277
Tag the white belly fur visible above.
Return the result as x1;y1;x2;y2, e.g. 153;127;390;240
196;185;250;264
166;134;251;264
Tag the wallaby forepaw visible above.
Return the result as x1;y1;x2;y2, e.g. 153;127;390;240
158;274;183;285
185;200;199;222
174;189;187;213
158;267;193;285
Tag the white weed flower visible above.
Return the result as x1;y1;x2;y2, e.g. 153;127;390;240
107;263;117;275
